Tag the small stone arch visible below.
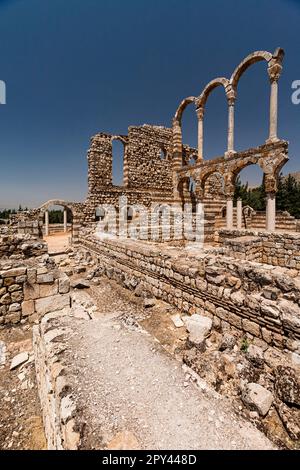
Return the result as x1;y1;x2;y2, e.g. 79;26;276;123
174;96;196;124
230;50;273;90
38;200;75;241
196;77;231;109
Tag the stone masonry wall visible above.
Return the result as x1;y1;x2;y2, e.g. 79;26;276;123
126;125;173;190
218;230;300;270
33;308;86;450
79;233;300;350
0;233;47;260
0;263;70;326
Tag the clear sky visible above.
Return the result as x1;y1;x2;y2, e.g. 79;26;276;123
0;0;299;208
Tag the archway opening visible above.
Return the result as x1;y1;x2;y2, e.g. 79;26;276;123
160;147;168;160
43;204;73;252
234;62;269;151
95;207;105;222
181;104;198;164
232;164;266;230
203;86;228;160
112;139;125;186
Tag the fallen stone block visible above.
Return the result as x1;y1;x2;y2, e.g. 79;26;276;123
10;352;29;370
242;383;273;417
171;313;184;328
185;314;212;347
71;279;90;289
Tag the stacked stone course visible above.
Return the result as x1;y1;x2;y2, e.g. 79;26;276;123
0;263;70;325
79;233;300;350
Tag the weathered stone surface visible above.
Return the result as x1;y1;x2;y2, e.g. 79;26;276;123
8;302;21;312
70;279;90;289
144;298;156;308
58;275;70;294
274;400;300;441
0;340;6;366
242;383;273;417
37;273;54;284
35;294;70;316
170;313;184;328
0;267;26;278
22;299;35;317
246;345;264;367
24;283;40;301
10;352;29;370
39;281;58;298
219;333;236;351
185;314;212;347
275;366;300;406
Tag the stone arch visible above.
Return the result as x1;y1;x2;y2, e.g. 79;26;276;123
177;176;196;210
196;77;231;109
195;78;233;159
230;50;273;90
38;200;75;246
174;96;196;124
173;97;197;172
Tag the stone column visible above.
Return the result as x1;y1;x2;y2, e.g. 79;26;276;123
172;118;183;198
237;198;242;230
267;63;282;142
45;210;49;236
266;193;276;231
226;197;233;230
227;94;236;155
63;209;67;233
196;107;204;161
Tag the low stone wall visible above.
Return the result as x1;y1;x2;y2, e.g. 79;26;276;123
79;233;300;350
18;220;43;237
33;308;86;450
218;230;300;270
0;263;70;326
0;233;47;260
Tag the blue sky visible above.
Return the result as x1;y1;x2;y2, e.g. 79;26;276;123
0;0;299;208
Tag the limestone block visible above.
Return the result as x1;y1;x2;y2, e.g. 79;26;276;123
35;294;70;316
39;280;59;298
22;300;35;317
242;383;273;417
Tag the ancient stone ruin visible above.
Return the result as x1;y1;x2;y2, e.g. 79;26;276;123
1;48;300;450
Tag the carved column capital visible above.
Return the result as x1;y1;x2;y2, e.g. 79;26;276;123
264;174;277;194
196;107;204;120
226;89;236;106
268;62;282;83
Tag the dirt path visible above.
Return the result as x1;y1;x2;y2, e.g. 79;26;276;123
0;327;46;450
66;280;274;450
44;232;71;253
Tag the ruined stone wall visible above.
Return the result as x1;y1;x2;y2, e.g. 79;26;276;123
87;125;173;195
78;234;300;350
0;263;70;326
33;309;84;450
0;233;47;260
218;230;300;270
126;125;173;190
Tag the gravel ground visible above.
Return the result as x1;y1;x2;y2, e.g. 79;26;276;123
0;327;46;450
64;279;275;450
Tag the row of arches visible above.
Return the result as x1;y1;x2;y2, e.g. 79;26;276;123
173;48;285;165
